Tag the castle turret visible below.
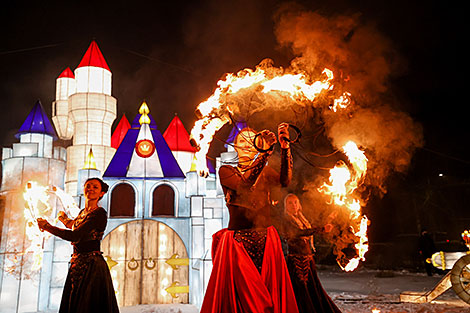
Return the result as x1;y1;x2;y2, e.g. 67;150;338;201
163;114;196;174
52;67;75;139
62;41;117;193
111;114;130;149
103;102;184;179
0;101;66;312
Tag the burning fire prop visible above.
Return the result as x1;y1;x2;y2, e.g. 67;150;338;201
5;182;81;274
190;63;350;176
188;60;373;271
318;141;369;271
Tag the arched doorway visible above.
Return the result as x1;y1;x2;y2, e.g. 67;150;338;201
101;220;189;306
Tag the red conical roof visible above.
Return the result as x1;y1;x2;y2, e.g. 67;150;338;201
163;115;196;152
58;67;75;78
111;114;131;149
77;40;110;71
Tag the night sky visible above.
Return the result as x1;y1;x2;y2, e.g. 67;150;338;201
1;1;469;252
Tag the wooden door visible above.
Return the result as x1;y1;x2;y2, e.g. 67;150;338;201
101;220;189;306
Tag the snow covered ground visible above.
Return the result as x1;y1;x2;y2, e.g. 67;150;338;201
118;267;469;313
319;266;469;313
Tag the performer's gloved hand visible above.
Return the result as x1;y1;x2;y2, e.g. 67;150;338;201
278;122;290;149
37;218;50;231
258;130;277;154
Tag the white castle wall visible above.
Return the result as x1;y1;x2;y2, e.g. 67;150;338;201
0;133;66;313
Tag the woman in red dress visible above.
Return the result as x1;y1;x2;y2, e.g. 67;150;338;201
37;178;119;313
200;123;299;313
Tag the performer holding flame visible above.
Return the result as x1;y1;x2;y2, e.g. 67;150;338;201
37;178;119;313
200;123;298;313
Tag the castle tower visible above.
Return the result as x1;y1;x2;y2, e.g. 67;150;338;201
103;102;184;179
52;41;117;194
52;67;75;139
111;114;130;149
0;101;66;313
163;114;196;174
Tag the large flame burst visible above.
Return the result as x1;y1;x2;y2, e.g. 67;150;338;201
190;61;369;271
19;182;80;272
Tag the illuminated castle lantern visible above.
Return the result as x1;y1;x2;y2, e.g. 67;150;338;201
51;67;75;139
0;46;233;311
76;148;101;196
163;114;196;174
0;101;66;313
52;41;117;194
111;114;131;149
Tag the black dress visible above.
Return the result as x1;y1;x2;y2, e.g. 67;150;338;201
42;207;119;313
282;215;342;313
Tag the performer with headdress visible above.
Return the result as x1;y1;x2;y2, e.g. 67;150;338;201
282;193;341;313
200;123;298;313
37;177;119;313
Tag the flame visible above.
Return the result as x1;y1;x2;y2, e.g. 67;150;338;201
190;65;340;175
189;62;369;271
372;309;381;313
318;141;369;271
21;182;79;272
331;91;351;112
23;181;54;271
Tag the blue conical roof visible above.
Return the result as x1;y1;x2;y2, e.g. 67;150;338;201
16;100;57;139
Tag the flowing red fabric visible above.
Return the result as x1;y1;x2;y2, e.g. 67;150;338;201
201;226;299;313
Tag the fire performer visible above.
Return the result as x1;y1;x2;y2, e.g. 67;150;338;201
37;178;119;313
200;123;298;313
282;193;341;313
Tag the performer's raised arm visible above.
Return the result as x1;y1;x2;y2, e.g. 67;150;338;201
278;122;293;187
38;208;106;242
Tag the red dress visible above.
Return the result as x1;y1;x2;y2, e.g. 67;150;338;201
201;149;298;313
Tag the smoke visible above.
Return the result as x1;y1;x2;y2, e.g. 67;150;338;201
190;5;424;267
270;6;424;266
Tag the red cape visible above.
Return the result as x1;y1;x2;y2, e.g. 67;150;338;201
201;226;299;313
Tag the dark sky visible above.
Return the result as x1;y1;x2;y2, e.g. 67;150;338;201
0;0;468;178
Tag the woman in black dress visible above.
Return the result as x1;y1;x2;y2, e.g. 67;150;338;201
282;193;341;313
37;177;119;313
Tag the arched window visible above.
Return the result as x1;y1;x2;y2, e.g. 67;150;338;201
152;184;175;216
110;183;135;217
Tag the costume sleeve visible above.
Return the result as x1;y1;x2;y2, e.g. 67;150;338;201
280;147;292;187
43;209;107;242
59;216;74;229
219;152;270;189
